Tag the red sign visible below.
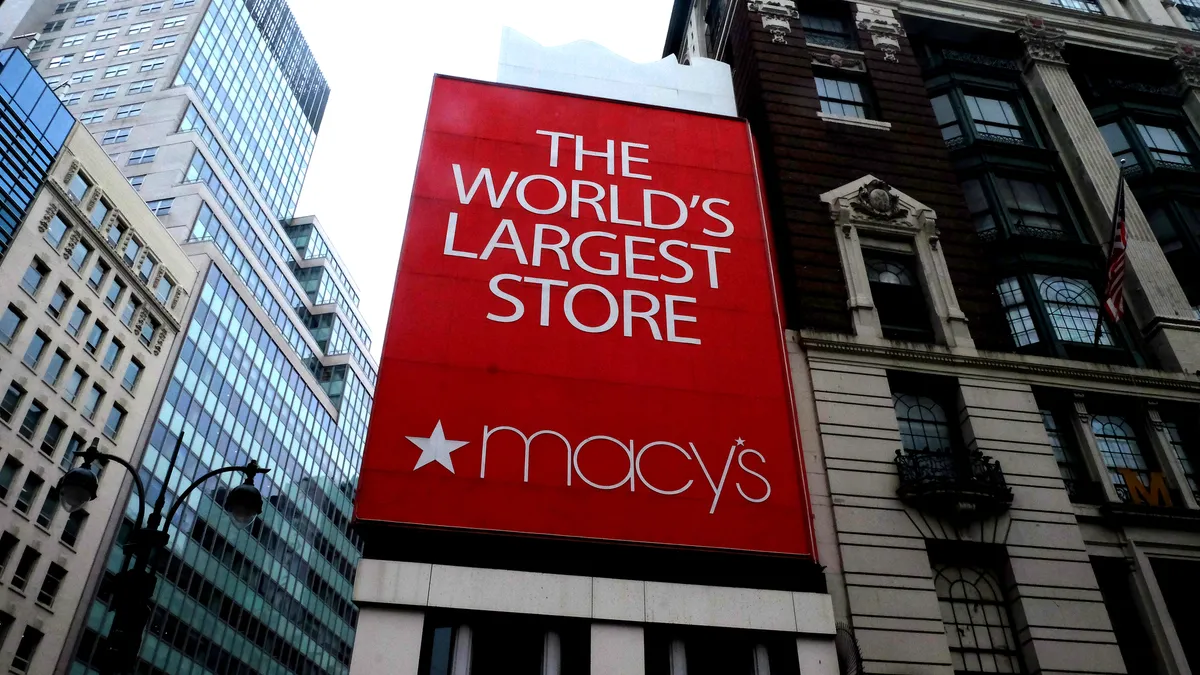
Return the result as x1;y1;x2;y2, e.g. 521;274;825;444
355;76;814;557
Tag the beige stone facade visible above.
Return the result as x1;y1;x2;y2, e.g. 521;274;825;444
0;124;194;674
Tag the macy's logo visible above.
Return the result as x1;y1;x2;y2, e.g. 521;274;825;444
404;420;772;514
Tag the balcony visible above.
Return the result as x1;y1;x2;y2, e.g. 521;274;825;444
895;448;1014;522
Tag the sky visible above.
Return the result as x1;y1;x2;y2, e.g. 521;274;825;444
288;0;677;359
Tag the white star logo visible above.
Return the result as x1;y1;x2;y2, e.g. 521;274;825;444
407;420;468;473
736;437;745;446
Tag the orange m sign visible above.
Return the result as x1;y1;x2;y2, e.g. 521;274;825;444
1117;469;1174;507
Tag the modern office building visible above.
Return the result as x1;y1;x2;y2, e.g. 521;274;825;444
2;1;377;674
0;46;196;675
659;0;1200;673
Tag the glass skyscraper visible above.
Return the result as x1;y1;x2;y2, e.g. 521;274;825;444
1;0;376;673
0;47;72;258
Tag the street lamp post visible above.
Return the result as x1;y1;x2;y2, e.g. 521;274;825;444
58;432;270;675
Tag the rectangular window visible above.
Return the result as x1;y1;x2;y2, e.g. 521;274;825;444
146;198;173;215
161;15;187;28
100;126;130;144
40;418;66;458
79;108;105;124
14;473;44;514
127;20;152;33
68;69;94;83
1033;275;1111;345
128;78;155;93
154;275;174;304
0;307;25;347
138;58;164;72
994;177;1064;234
997;278;1038;346
104;277;125;309
139;1;164;12
69;171;90;201
74;14;97;26
0;536;15;579
172;0;195;6
139;255;156;283
68;240;94;273
121;297;141;327
101;339;122;372
931;94;963;143
22;331;49;369
106;221;126;247
61;510;87;547
128;175;144;191
140;315;159;347
115;102;142;118
103;404;125;439
87;258;109;290
55;1;79;12
964;95;1024;141
122;358;143;392
82;384;104;419
1100;123;1139;169
47;286;71;320
45;215;70;249
60;91;81;106
102;63;128;78
1052;0;1104;12
865;250;934;342
10;625;43;674
0;383;26;424
106;9;128;20
115;41;142;56
43;20;66;32
91;85;117;100
86;0;106;6
63;369;86;404
66;304;89;338
60;435;85;471
35;563;66;607
94;27;118;40
799;13;853;49
28;39;53;54
815;77;867;118
43;351;68;386
84;322;107;355
0;458;20;501
17;400;46;441
20;258;49;296
1136;124;1193;167
127;147;157;164
90;199;110;227
81;48;105;62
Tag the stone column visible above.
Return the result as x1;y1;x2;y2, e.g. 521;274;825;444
1014;16;1200;373
795;635;840;675
1071;393;1122;503
591;623;646;675
1161;1;1192;30
1144;402;1200;509
348;608;425;675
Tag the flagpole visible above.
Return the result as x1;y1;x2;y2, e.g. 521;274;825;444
1093;163;1126;346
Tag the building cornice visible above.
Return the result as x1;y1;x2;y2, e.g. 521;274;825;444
796;330;1200;396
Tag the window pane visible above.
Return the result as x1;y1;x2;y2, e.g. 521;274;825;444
1034;275;1110;345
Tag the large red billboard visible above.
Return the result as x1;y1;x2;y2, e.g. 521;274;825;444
355;76;814;558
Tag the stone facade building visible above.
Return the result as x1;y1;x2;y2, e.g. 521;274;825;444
0;47;195;674
664;0;1200;673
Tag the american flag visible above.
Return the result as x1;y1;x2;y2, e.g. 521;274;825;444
1102;175;1128;324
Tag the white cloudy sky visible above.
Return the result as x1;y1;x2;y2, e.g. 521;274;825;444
289;0;676;358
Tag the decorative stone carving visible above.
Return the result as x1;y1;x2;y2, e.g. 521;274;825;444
151;268;165;289
855;3;905;63
852;180;908;221
37;205;59;234
811;48;866;72
62;231;82;259
64;161;79;183
132;308;149;335
1007;16;1066;66
153;327;167;355
761;15;791;43
747;0;799;18
1171;42;1200;90
84;189;101;213
941;49;1020;71
171;288;185;310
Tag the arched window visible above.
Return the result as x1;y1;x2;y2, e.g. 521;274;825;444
1091;414;1149;500
1035;275;1111;345
893;393;954;453
933;564;1022;673
866;258;915;286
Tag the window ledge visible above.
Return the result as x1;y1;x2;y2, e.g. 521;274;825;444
817;111;892;130
806;43;866;58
